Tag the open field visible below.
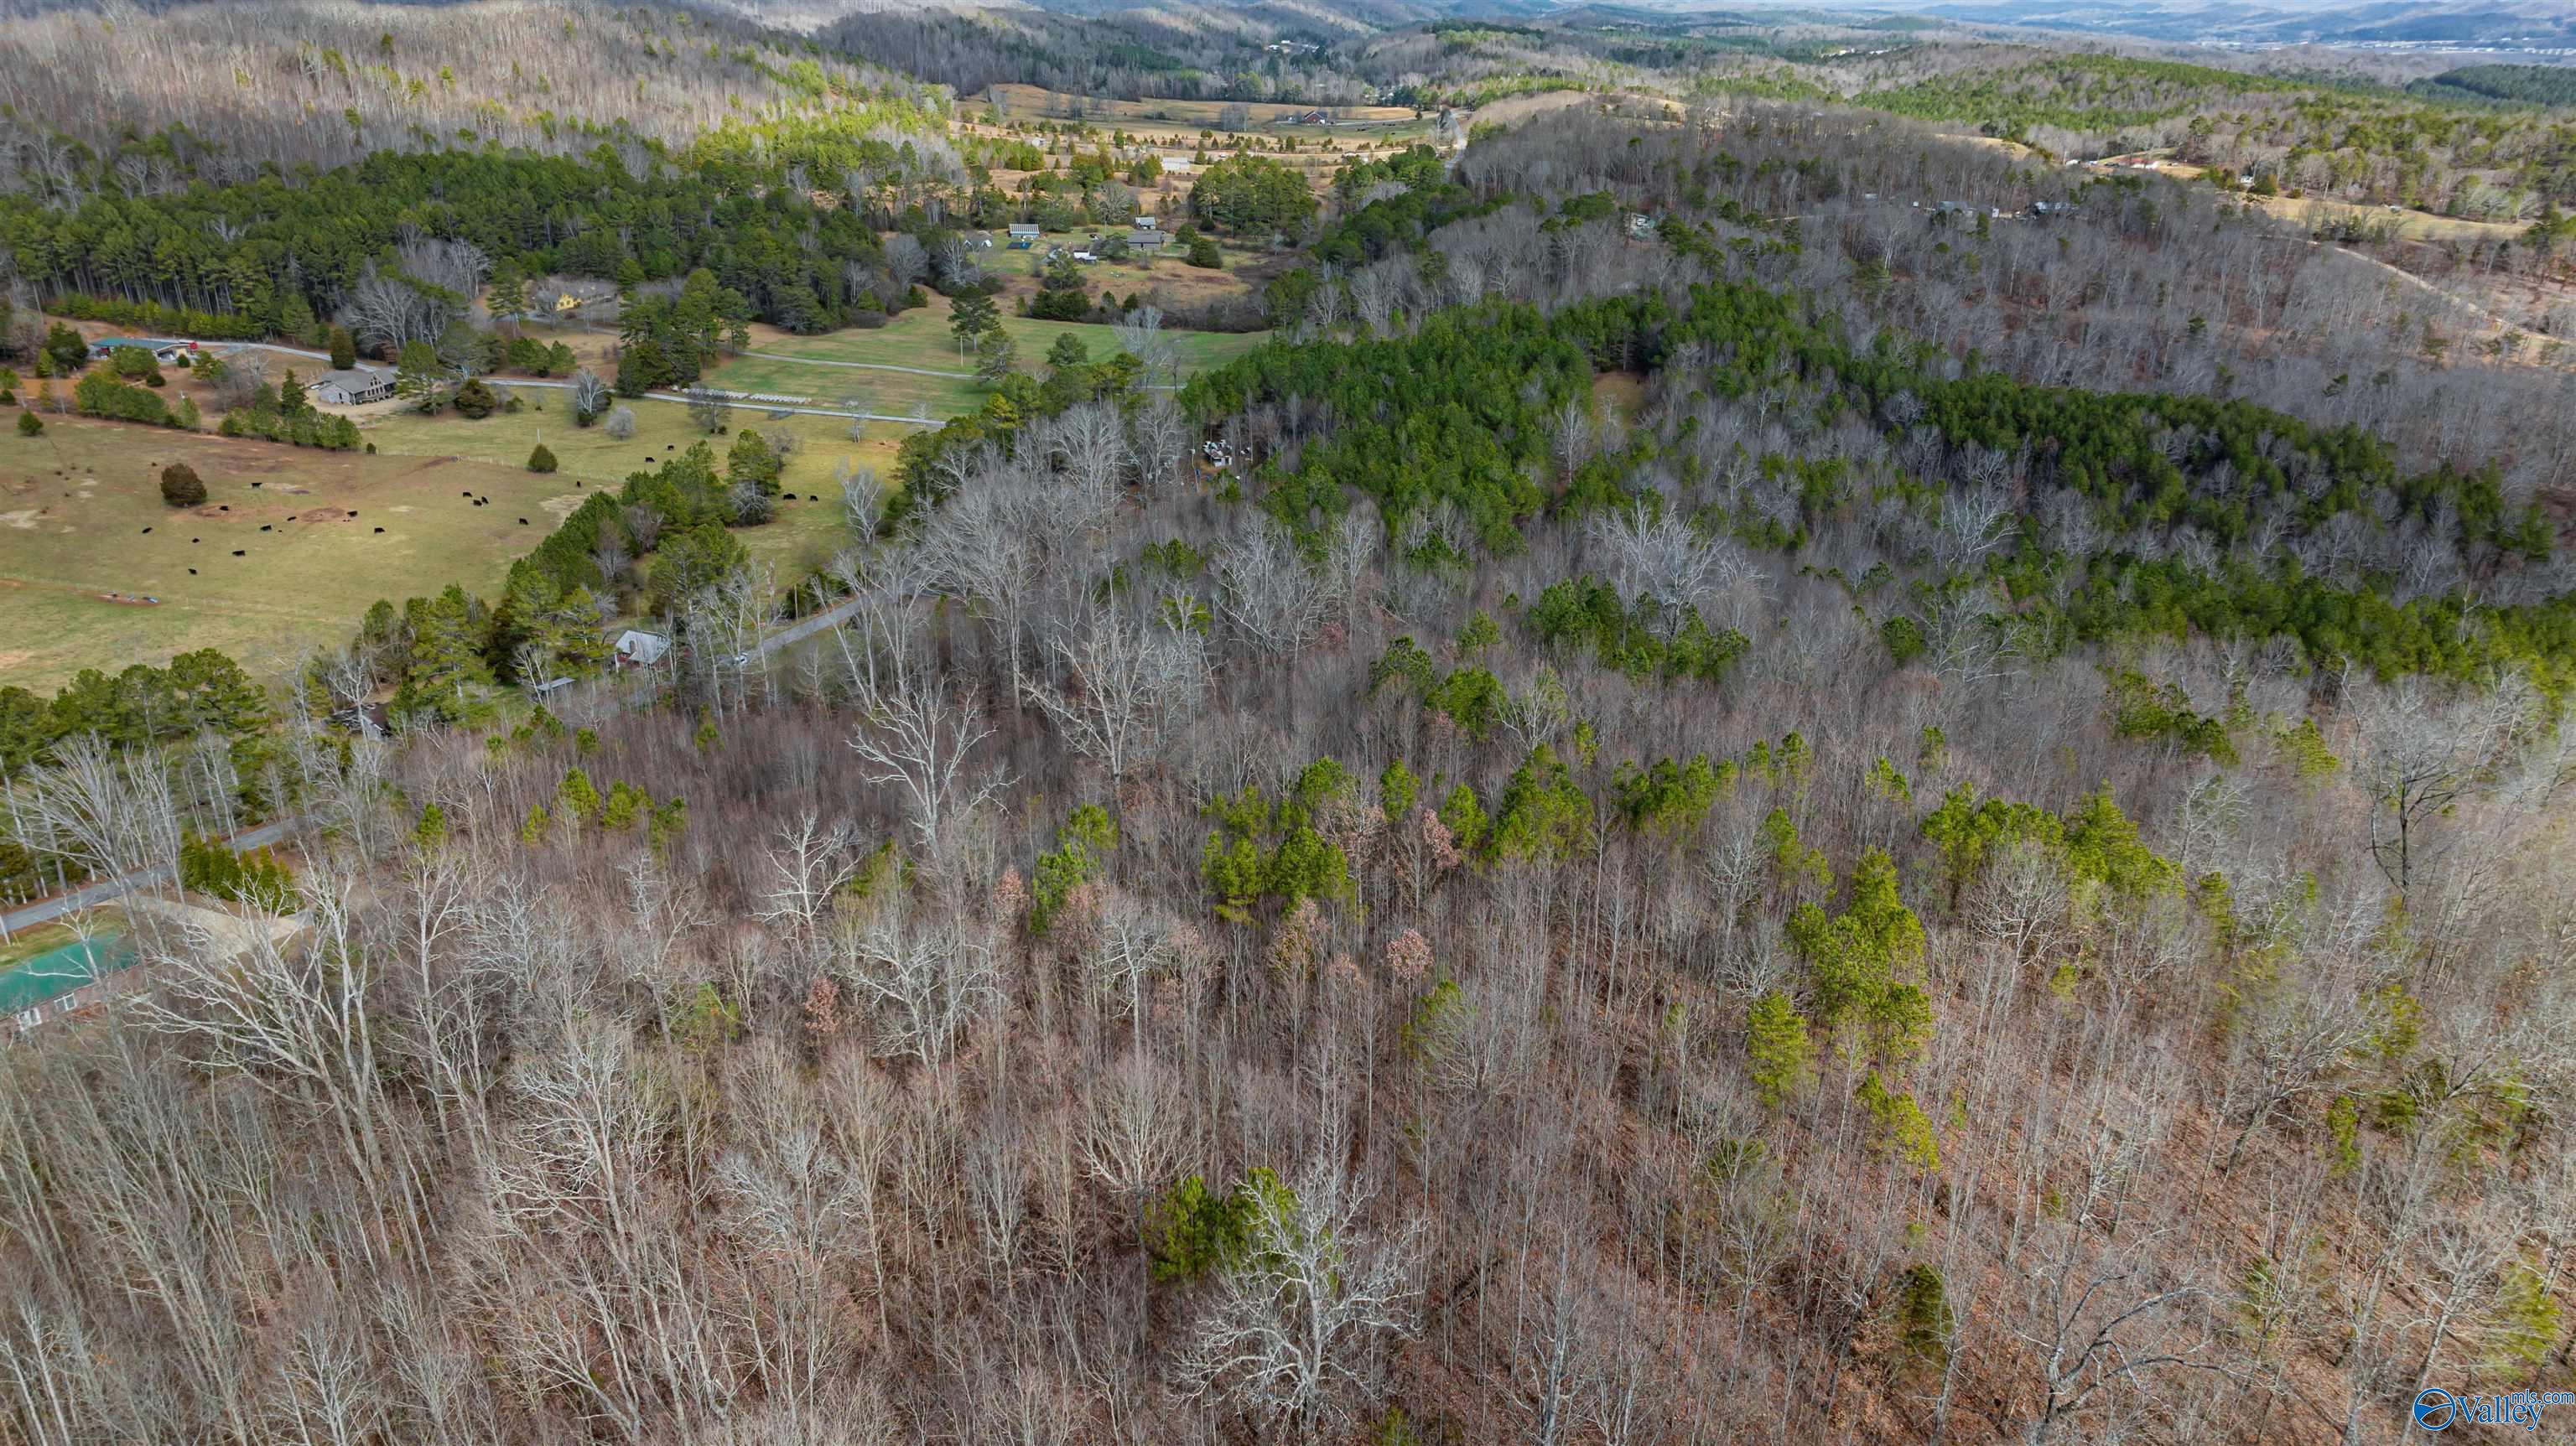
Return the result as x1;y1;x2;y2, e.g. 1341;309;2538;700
972;235;1270;312
2258;193;2527;246
2063;152;2530;246
709;302;1270;412
356;401;883;584
356;395;903;497
0;413;559;692
8;303;1258;693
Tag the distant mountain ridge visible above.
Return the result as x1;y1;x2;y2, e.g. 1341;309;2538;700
1872;0;2576;51
5;0;2570;58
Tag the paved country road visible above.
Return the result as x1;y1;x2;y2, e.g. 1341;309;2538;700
204;343;948;428
2;821;290;935
1;589;864;938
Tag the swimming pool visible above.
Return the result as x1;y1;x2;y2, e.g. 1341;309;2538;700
0;934;138;1017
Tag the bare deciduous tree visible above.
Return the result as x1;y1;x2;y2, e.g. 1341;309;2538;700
753;811;862;960
340;268;451;352
2350;672;2532;896
1130;396;1194;495
1215;522;1328;656
1078;1050;1187;1215
1176;1150;1425;1436
845;655;1012;859
839;464;886;540
569;368;609;418
1587;501;1765;638
1021;603;1208;785
921;470;1046;701
2017;1124;2231;1445
1112;305;1177;386
9;734;183;885
839;902;998;1065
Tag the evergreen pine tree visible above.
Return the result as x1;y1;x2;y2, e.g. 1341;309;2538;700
1745;989;1815;1108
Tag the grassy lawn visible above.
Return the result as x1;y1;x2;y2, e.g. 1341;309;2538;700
710;300;1268;412
2262;194;2527;245
0;413;553;692
357;396;904;498
709;344;981;420
0;920;83;972
6;302;1255;692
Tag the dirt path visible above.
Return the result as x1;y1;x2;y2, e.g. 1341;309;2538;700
738;350;972;380
2306;236;2571;365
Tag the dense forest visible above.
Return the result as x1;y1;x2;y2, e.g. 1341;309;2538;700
1843;52;2576;219
817;6;1380;110
3;8;2575;1446
2409;64;2576;109
0;0;942;182
0;144;919;342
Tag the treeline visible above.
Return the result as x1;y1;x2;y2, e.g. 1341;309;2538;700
1452;101;2576;506
0;143;910;345
892;334;1152;511
45;294;268;342
2408;64;2576;109
176;832;300;914
1207;270;2549;562
0;650;269;779
1187;153;1321;236
213;368;362;451
1855;53;2316;137
1187;299;1610;547
1315;144;1491;269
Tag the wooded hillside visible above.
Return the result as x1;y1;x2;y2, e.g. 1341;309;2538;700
0;13;2572;1446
